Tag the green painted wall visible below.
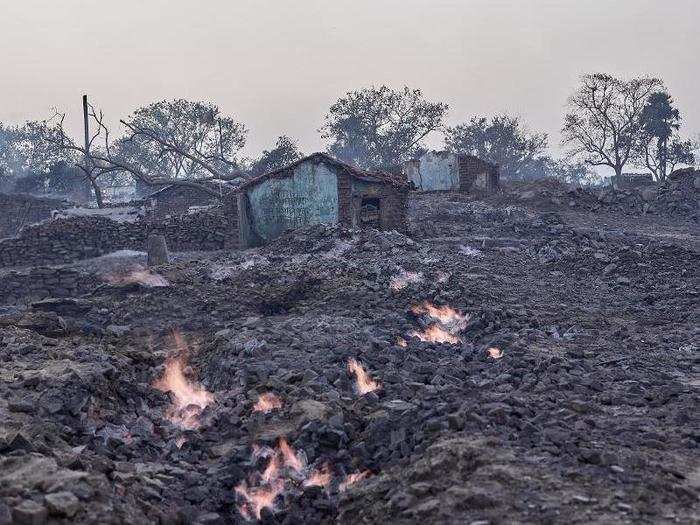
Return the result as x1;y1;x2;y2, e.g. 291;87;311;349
243;162;339;245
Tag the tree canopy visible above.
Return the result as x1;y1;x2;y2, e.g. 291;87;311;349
445;114;548;180
634;92;695;180
116;99;247;180
249;136;304;177
321;86;448;169
562;73;664;177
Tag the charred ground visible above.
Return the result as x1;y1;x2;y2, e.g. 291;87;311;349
0;182;698;524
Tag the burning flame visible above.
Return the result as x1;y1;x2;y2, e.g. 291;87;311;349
235;438;309;521
390;270;423;291
408;301;469;344
408;324;462;344
279;438;305;473
152;332;214;430
253;392;283;414
411;302;469;328
304;462;332;488
396;337;408;348
104;265;169;287
235;479;285;521
339;470;372;492
348;358;381;395
487;347;503;359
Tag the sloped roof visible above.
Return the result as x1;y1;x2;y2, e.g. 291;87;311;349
237;152;409;192
144;179;236;200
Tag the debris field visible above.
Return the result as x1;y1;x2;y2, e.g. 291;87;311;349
0;184;698;524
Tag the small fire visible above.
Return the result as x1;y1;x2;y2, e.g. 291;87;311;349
487;347;503;359
411;302;469;329
105;265;169;287
408;301;469;344
253;392;283;414
235;438;309;521
348;358;381;395
339;470;372;492
304;462;332;488
396;337;408;348
408;324;461;344
390;270;423;291
235;479;285;521
279;438;305;473
152;332;214;430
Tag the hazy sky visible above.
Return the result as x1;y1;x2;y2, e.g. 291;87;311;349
2;0;698;167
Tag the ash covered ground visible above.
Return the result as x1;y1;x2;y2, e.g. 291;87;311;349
0;183;698;524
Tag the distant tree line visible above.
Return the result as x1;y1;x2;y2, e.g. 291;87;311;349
0;74;695;205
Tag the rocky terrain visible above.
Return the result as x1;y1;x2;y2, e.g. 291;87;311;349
0;178;698;524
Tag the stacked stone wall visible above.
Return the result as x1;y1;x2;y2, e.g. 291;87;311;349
0;204;239;269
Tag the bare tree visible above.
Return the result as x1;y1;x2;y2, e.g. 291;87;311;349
562;73;664;177
45;100;244;207
115;99;246;180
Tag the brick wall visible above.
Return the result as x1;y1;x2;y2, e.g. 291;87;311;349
458;156;499;193
337;174;407;232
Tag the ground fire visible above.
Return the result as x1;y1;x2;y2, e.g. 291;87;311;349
1;6;698;523
152;332;214;430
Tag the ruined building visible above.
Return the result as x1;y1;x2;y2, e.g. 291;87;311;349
403;151;499;194
144;182;233;219
236;153;408;247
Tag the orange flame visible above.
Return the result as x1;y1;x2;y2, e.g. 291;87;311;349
253;392;283;414
304;462;332;488
339;470;372;492
235;479;285;521
279;438;305;473
411;301;469;328
408;301;468;345
152;332;213;430
396;337;408;348
408;324;462;344
235;438;310;520
487;347;503;359
104;265;169;287
347;358;381;395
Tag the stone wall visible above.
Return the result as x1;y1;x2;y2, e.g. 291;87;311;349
0;204;239;269
0;193;73;239
145;185;222;219
0;266;99;305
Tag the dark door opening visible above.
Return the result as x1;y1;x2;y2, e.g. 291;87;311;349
359;197;381;229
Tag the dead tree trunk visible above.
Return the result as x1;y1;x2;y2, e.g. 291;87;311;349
147;235;170;266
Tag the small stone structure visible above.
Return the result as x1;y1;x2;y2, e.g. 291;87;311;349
403;151;499;194
146;235;170;266
236;153;408;248
0;192;73;239
145;183;231;219
612;173;655;189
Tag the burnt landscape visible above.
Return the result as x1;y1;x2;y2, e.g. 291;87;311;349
2;2;700;523
1;177;698;524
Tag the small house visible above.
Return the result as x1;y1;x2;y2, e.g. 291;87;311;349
403;151;499;193
236;153;408;247
145;183;230;219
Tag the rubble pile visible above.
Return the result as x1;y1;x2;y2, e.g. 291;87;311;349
0;191;698;523
494;172;699;220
